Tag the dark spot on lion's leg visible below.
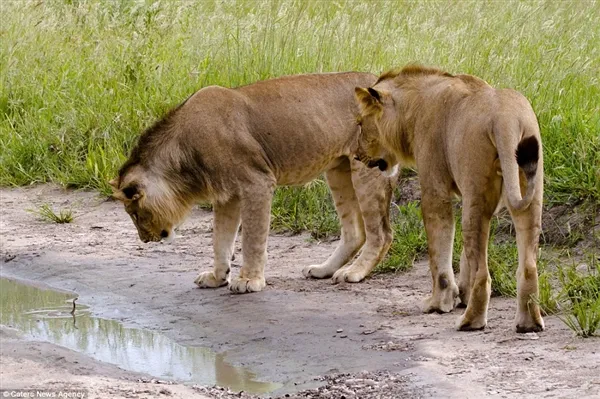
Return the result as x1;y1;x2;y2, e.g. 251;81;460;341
438;273;449;290
231;253;235;261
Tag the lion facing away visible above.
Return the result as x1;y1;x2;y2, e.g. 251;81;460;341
110;72;396;294
354;65;544;333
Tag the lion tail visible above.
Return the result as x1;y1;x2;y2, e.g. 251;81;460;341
493;119;540;212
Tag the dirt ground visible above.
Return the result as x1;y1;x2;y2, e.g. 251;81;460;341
1;186;599;399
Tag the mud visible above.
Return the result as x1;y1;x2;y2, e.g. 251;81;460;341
1;186;599;398
0;277;279;394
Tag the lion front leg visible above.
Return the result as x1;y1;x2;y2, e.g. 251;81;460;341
331;162;393;284
228;184;274;294
303;160;365;279
420;191;459;314
195;199;241;288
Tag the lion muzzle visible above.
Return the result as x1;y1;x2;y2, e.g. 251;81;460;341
367;158;388;171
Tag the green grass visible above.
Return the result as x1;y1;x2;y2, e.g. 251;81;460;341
271;180;339;239
488;242;520;297
28;203;74;224
377;201;427;273
554;263;600;337
537;270;560;316
1;0;598;203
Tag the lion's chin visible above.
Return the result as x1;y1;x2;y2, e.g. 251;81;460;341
162;230;176;243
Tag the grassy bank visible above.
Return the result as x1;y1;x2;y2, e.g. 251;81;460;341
1;0;598;201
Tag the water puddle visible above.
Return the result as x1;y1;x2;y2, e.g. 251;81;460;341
0;277;280;394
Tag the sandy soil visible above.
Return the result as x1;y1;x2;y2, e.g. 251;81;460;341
1;186;599;399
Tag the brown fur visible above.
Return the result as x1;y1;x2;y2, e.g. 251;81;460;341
355;65;544;333
373;64;453;85
111;72;395;293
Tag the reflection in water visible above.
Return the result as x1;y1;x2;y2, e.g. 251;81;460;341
0;278;279;394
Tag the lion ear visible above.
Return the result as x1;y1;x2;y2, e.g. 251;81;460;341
122;184;143;201
111;190;129;202
367;87;382;102
112;184;144;202
355;87;383;114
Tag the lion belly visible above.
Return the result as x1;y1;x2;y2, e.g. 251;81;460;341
275;157;347;186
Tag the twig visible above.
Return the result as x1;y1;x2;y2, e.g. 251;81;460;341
71;298;77;315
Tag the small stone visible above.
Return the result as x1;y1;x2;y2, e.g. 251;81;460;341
518;332;539;340
337;328;344;333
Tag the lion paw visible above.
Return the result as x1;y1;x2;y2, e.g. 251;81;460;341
194;271;228;288
423;285;459;313
302;264;334;279
515;310;544;333
331;267;367;284
228;277;266;294
457;313;487;331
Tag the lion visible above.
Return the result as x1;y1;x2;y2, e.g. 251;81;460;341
354;65;544;333
110;72;396;294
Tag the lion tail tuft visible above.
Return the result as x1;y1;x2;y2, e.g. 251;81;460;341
494;122;540;212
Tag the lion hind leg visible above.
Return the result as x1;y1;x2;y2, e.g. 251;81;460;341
331;162;393;284
303;160;365;279
229;184;274;294
509;198;544;333
195;198;241;288
456;224;491;330
456;193;501;331
420;192;459;314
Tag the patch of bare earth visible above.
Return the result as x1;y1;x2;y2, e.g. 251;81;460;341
1;186;599;398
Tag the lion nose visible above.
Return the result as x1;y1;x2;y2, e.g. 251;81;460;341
367;159;388;171
367;159;379;168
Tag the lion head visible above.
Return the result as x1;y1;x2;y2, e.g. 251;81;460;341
109;108;200;243
354;84;401;177
354;66;452;173
109;166;191;243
